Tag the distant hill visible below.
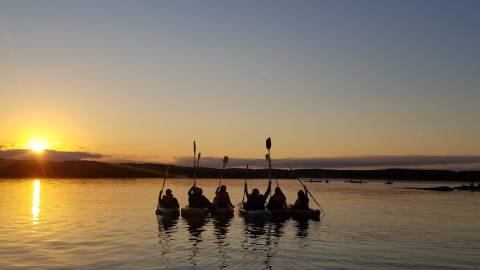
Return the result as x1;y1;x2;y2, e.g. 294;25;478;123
0;159;479;181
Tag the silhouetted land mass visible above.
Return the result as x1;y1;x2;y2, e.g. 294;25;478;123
0;159;479;181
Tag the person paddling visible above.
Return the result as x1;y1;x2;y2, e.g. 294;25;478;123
266;186;287;211
159;189;179;209
293;187;310;209
213;185;234;208
243;179;272;210
188;184;212;209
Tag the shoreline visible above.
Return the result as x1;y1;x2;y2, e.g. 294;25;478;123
1;159;479;181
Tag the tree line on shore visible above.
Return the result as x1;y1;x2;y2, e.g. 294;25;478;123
0;159;478;181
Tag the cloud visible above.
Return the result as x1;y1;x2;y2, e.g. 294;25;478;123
173;155;480;170
0;149;102;161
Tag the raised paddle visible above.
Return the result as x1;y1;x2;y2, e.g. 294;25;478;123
194;152;201;185
265;137;279;187
156;164;170;213
242;164;249;204
218;155;229;187
193;141;197;168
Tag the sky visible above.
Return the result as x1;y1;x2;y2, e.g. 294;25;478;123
0;1;479;168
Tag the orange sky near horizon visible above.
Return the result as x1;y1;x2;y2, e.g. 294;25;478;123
1;1;479;162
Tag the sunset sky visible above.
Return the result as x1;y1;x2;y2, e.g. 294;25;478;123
1;1;479;168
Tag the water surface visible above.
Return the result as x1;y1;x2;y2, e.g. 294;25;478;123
0;178;479;269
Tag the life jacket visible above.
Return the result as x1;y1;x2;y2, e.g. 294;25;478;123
189;194;211;208
214;192;231;208
267;194;287;210
294;196;309;209
246;195;266;210
160;196;179;209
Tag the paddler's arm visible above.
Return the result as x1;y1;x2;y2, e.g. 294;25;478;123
264;180;272;198
188;184;195;196
227;193;234;208
244;182;249;198
158;190;163;203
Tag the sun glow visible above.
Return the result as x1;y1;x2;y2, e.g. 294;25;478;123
27;137;50;153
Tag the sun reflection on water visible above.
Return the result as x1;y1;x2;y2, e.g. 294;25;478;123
32;179;41;225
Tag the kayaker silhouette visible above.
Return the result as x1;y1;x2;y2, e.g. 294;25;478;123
188;184;212;209
293;187;310;209
243;179;272;210
266;186;287;211
159;189;179;209
213;185;234;208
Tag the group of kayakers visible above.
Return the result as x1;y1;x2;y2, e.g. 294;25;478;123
157;138;318;217
158;180;311;212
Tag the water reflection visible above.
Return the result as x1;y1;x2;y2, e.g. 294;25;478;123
213;216;233;269
240;218;289;270
157;215;179;237
294;219;310;238
185;216;208;268
32;179;41;225
156;215;179;261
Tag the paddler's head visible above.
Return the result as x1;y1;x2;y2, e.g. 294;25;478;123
220;185;227;193
166;189;172;196
252;188;260;196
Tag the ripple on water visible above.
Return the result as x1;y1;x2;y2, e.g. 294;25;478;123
0;179;479;269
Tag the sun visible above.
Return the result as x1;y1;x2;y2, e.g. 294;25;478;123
27;137;50;153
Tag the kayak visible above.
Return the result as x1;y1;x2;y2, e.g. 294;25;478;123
269;207;291;219
290;208;321;220
237;203;271;218
211;206;235;217
156;206;180;216
180;206;210;218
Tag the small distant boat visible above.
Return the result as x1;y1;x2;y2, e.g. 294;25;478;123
308;179;322;183
350;179;365;184
404;186;454;192
385;180;393;185
180;207;210;218
325;179;330;183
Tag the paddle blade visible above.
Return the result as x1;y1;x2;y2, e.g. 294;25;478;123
266;137;271;150
193;141;196;153
197;152;201;166
223;156;229;165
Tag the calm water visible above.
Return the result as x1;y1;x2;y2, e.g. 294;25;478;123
0;178;479;270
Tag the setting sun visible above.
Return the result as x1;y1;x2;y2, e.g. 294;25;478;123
27;137;50;153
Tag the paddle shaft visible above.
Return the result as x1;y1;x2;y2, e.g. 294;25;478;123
297;176;325;214
156;164;170;210
160;164;170;193
285;163;325;214
242;165;249;203
218;163;226;187
193;153;200;185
